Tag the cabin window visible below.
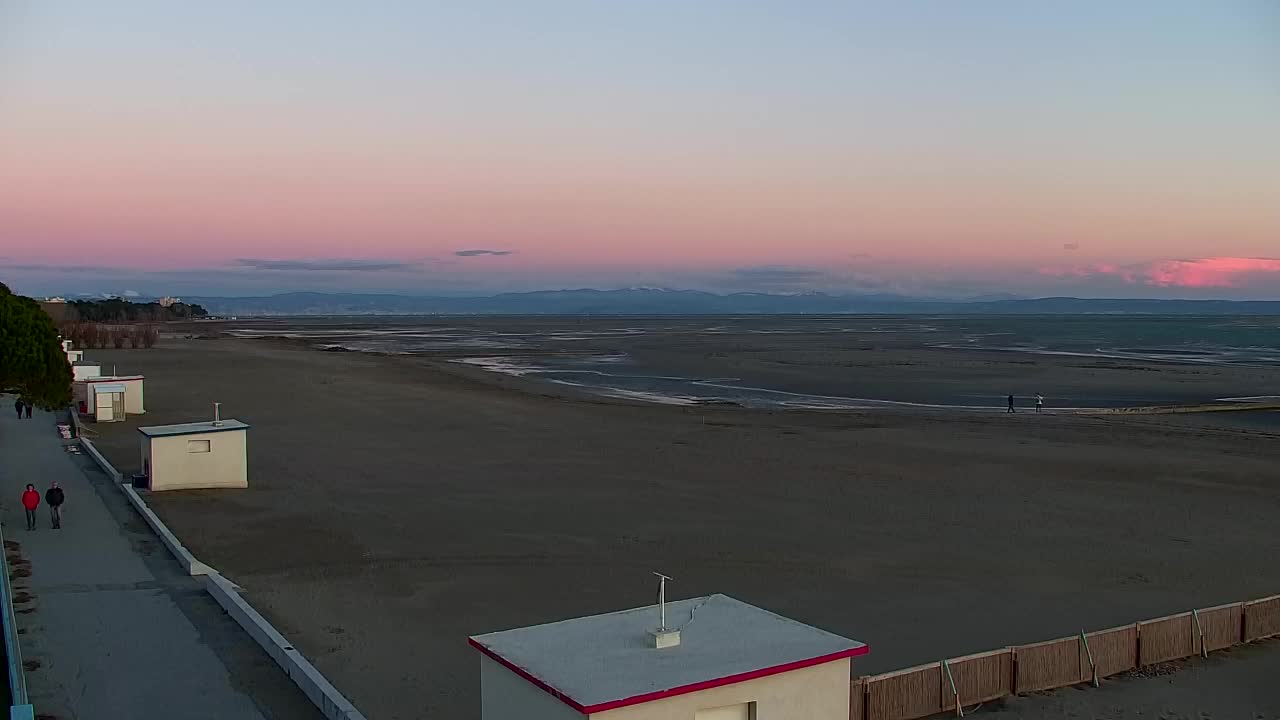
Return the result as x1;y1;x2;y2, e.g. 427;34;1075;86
187;439;211;453
696;703;755;720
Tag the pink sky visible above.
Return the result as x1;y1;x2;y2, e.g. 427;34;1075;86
2;3;1278;298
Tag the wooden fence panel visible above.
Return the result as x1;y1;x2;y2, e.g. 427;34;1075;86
943;649;1013;709
865;663;941;720
1085;624;1137;679
1195;603;1243;653
1014;636;1081;694
1138;613;1195;665
1244;595;1280;642
849;677;866;720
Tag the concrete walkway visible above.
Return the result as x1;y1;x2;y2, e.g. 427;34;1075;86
0;406;320;720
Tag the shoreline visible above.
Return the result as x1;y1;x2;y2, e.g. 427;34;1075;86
240;330;1280;419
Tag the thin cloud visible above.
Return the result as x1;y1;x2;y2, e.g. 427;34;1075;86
0;262;128;274
1039;257;1280;289
233;258;418;272
455;249;514;257
1063;242;1080;251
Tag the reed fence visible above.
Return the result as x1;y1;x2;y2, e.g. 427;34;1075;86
850;594;1279;720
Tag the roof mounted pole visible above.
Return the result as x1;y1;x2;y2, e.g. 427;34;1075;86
654;572;672;631
648;573;680;649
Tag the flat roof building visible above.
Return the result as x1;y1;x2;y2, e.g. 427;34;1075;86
138;420;249;491
72;361;101;381
74;375;144;416
471;594;867;720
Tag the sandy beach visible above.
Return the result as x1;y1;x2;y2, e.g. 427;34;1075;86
86;330;1280;719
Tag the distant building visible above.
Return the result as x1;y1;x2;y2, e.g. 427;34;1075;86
471;593;867;720
158;296;181;308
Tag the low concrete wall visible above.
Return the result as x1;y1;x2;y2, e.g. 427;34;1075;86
78;438;122;483
67;407;82;438
119;484;214;577
203;573;368;720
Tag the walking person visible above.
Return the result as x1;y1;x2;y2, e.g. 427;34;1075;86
1007;394;1016;413
13;398;22;419
21;484;40;531
1035;393;1044;413
45;482;65;529
23;401;32;419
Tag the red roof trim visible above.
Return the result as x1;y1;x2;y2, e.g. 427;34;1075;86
469;637;590;713
469;637;868;715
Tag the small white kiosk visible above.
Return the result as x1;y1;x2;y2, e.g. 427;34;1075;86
72;361;102;381
471;593;867;720
137;419;249;491
89;382;127;422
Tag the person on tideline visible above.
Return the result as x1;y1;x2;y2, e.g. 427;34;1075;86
1006;394;1016;413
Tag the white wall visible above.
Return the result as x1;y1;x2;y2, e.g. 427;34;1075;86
481;654;585;720
73;365;101;381
120;378;145;414
149;429;248;491
590;658;850;720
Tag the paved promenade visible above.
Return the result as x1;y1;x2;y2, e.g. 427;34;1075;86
0;406;319;719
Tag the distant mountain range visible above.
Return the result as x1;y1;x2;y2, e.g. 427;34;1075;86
175;289;1280;316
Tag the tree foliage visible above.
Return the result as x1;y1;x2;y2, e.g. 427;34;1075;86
0;282;73;409
63;298;208;323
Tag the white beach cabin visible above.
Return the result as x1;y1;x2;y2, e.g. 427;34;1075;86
138;420;249;491
470;593;867;720
72;361;101;381
88;382;127;422
75;375;145;417
66;348;84;365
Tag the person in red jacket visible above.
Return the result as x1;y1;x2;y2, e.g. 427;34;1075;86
21;484;40;531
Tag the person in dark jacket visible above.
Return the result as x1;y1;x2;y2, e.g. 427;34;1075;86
13;399;22;419
21;485;40;531
45;482;65;529
1006;394;1016;413
23;401;32;419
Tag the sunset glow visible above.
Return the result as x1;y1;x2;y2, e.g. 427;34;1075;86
2;2;1278;298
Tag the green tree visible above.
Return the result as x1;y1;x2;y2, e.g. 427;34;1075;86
0;282;73;409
